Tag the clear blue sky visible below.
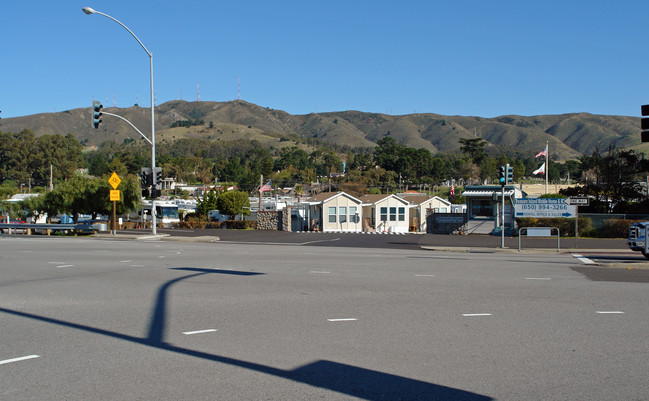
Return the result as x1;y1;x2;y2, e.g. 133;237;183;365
2;1;649;119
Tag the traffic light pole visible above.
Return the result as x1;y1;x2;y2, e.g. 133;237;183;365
101;112;152;145
501;185;505;248
83;7;157;236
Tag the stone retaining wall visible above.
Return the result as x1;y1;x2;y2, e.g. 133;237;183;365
257;209;291;231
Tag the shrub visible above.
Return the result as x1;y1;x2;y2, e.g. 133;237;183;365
226;220;256;230
597;219;640;238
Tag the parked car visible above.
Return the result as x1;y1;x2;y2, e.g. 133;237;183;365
627;221;649;259
208;210;226;222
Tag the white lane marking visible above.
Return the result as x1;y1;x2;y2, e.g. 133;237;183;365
596;311;625;314
158;256;165;259
415;274;436;277
300;238;341;245
310;271;331;274
0;355;40;365
526;277;551;280
327;318;358;322
56;265;75;268
183;329;217;335
120;260;132;263
572;254;596;264
462;313;492;317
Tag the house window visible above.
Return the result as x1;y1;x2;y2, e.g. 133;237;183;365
339;206;347;223
380;207;388;222
349;206;357;223
328;206;336;223
398;207;405;221
389;207;397;221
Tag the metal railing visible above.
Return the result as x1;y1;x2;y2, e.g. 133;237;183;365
0;223;106;235
518;226;560;252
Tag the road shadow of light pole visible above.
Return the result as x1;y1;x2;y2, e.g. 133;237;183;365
0;267;493;401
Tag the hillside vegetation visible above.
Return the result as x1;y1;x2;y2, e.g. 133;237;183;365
1;100;646;161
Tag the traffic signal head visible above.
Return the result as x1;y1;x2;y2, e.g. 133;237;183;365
506;164;514;184
140;167;152;187
498;166;505;186
154;167;162;184
92;101;103;129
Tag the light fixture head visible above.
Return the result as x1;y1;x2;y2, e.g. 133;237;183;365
82;7;96;15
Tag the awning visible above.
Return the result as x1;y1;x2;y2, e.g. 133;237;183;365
462;190;515;197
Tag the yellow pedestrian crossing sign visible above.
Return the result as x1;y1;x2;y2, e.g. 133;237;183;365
108;172;121;189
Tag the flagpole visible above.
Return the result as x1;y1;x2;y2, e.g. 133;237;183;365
545;141;548;194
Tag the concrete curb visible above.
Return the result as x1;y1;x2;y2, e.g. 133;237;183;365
161;235;220;243
94;233;220;243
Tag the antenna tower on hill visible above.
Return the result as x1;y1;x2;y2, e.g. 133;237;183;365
197;81;200;102
237;76;241;100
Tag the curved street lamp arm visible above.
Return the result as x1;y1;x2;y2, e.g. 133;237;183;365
101;111;153;145
85;9;152;57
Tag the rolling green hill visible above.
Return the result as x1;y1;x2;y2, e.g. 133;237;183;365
2;100;645;160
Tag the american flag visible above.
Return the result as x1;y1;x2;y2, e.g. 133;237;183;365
259;180;271;193
535;144;548;158
450;184;455;200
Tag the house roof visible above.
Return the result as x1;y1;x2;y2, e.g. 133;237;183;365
358;193;409;206
399;194;451;206
305;191;361;204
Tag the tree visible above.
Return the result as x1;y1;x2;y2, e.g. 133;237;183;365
374;137;402;172
196;188;219;217
459;138;487;164
216;191;251;220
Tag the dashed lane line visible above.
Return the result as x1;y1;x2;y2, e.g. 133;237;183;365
0;355;40;365
183;329;218;335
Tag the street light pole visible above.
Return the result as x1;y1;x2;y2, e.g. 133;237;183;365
82;7;157;235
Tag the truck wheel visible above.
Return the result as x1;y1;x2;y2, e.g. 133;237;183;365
642;250;649;260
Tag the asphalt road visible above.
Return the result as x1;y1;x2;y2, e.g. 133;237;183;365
1;236;648;400
154;228;629;250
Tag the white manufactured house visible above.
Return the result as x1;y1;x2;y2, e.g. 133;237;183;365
358;194;410;233
303;192;363;233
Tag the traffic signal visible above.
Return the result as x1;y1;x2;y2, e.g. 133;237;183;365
498;166;505;186
642;105;649;142
154;167;163;184
92;101;103;129
140;167;152;187
151;188;161;199
506;164;514;184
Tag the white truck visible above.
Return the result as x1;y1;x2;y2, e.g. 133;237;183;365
627;221;649;259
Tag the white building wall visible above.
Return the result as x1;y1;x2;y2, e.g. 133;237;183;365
322;196;362;232
374;198;409;233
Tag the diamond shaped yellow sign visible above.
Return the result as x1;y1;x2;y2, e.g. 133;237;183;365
108;172;121;189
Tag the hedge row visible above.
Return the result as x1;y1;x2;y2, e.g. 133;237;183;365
176;220;256;230
515;217;591;237
516;217;641;238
